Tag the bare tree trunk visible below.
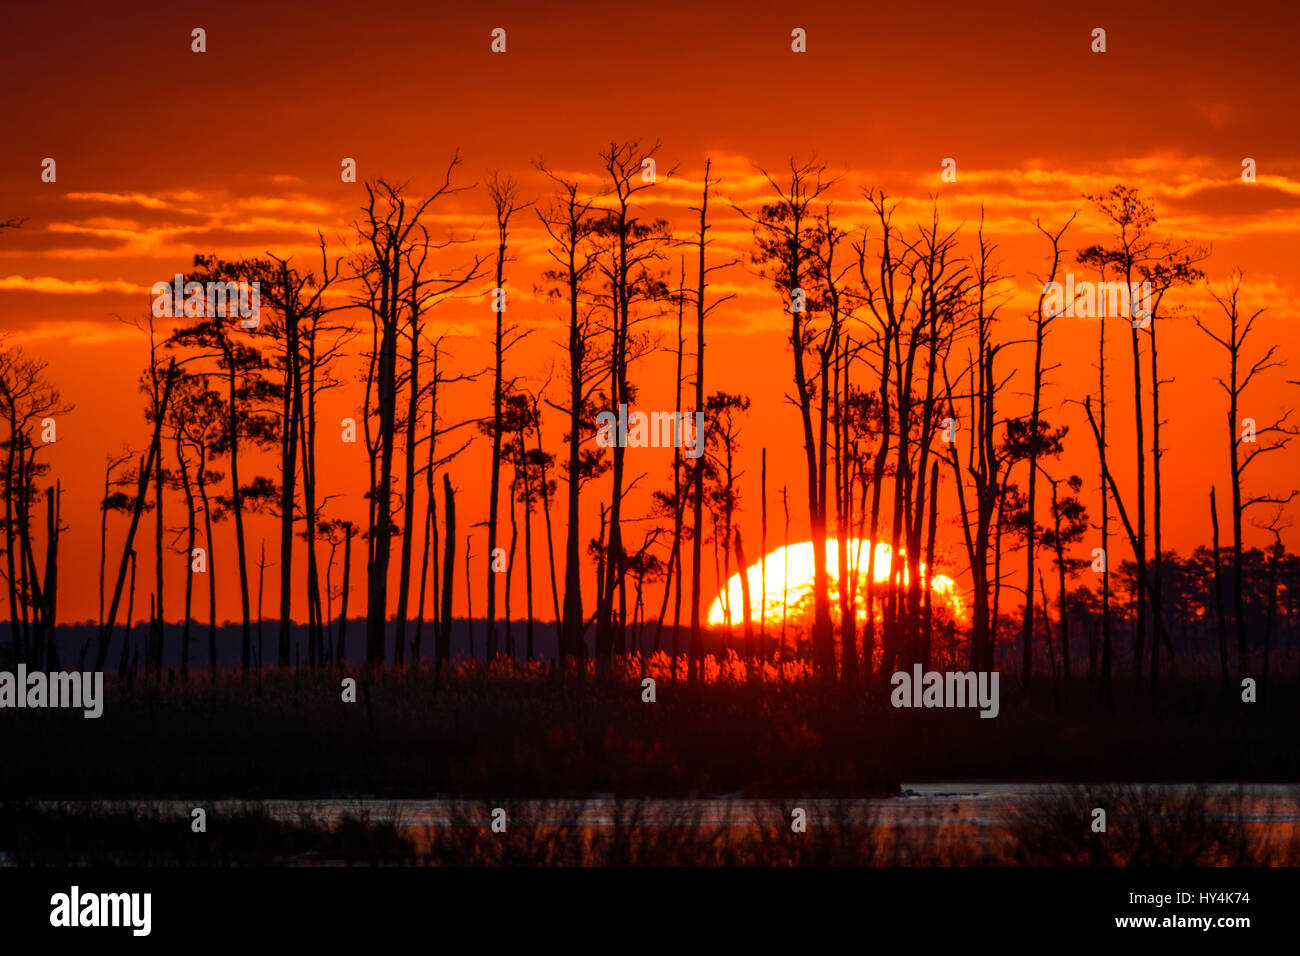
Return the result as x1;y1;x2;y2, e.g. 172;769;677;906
835;341;857;679
1129;310;1148;687
1098;301;1113;707
198;459;218;678
41;484;60;670
257;538;268;672
395;290;421;669
336;524;352;667
366;287;397;669
560;329;584;666
465;536;474;661
688;172;710;684
119;550;137;676
5;426;21;661
1229;380;1246;681
504;470;520;659
177;439;196;679
1210;486;1229;692
98;359;177;671
864;392;890;680
414;480;434;666
277;281;302;670
760;448;768;662
735;526;755;661
98;456;125;640
301;329;324;671
227;357;253;678
780;486;790;669
522;452;536;661
1052;483;1071;699
1021;217;1072;686
921;461;940;669
1149;314;1166;701
484;175;525;664
654;266;687;656
152;375;165;679
438;474;456;673
530;400;561;632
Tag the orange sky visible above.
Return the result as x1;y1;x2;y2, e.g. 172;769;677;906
2;0;1299;625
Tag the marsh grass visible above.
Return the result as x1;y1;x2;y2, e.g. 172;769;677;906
3;666;1297;799
0;800;412;866
2;786;1296;865
1002;784;1300;866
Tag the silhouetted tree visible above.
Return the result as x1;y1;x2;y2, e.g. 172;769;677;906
1018;214;1075;684
0;340;70;663
535;162;604;666
1196;272;1298;681
483;172;531;664
355;164;482;668
591;140;673;667
744;158;838;676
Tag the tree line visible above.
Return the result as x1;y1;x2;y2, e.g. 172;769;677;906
0;149;1294;703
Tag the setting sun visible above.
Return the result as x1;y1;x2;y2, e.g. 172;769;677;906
707;539;965;628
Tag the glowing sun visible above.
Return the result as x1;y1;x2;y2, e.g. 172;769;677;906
706;538;965;627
